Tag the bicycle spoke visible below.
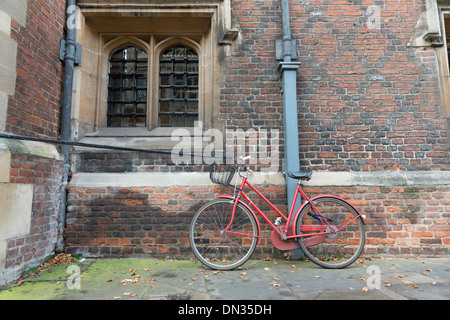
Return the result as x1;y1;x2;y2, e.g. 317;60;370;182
296;197;365;269
189;199;258;270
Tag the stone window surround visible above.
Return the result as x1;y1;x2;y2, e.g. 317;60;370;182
409;1;450;143
436;3;450;116
72;1;236;150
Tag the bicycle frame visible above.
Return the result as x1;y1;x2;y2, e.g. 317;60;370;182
218;172;366;245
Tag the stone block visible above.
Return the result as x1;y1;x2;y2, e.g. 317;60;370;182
0;183;34;241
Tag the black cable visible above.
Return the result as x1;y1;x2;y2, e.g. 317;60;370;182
0;132;227;161
0;133;173;155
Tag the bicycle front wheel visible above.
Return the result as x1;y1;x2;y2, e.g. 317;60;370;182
295;196;365;269
189;199;259;271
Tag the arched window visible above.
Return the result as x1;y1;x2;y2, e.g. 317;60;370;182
159;45;199;127
107;45;148;127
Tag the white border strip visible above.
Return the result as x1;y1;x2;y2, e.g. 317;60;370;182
70;171;450;188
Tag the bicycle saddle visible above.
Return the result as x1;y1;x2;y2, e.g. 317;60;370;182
287;171;313;180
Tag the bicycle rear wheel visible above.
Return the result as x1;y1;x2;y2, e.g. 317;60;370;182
189;199;259;271
295;196;365;269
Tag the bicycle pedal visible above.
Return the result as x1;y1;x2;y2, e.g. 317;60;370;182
274;217;283;226
278;227;287;241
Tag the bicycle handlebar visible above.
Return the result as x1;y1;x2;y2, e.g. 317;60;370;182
238;156;253;174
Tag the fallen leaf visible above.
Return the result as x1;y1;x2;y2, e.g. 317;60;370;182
273;277;280;281
402;280;413;284
315;275;321;279
192;277;197;281
389;267;395;270
106;279;113;282
291;264;296;268
268;282;280;287
384;282;391;287
411;285;419;289
348;287;354;290
144;268;150;271
240;272;247;276
124;292;132;296
264;267;270;271
362;287;369;292
114;296;121;299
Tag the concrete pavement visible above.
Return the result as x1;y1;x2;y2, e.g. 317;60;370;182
0;256;449;300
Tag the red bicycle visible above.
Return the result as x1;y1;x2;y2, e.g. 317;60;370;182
189;157;366;270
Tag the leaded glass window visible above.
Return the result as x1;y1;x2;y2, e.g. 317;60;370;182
108;46;148;127
159;45;199;127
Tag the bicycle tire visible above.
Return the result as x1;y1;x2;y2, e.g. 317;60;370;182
295;196;365;269
189;199;259;271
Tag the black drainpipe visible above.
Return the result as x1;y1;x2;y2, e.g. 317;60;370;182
278;0;303;258
58;0;79;250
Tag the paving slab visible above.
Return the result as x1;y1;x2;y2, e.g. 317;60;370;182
0;257;448;301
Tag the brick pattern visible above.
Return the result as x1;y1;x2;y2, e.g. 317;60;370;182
6;0;65;139
65;0;450;258
303;185;450;255
220;1;283;132
221;0;450;171
291;1;450;171
5;153;63;271
2;0;65;280
66;185;285;257
72;151;214;174
65;183;450;258
66;186;220;256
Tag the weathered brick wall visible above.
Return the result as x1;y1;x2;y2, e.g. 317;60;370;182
221;0;283;130
65;180;449;258
4;153;63;271
6;0;65;139
65;0;449;259
302;185;450;255
0;0;66;285
290;0;449;171
66;184;287;257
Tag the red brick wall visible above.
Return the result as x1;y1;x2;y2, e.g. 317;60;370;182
5;153;63;271
222;0;449;171
65;0;450;259
65;183;450;258
2;0;66;280
290;1;449;171
66;184;285;257
6;0;65;139
302;185;450;255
